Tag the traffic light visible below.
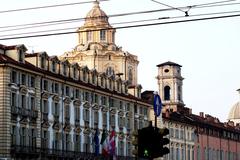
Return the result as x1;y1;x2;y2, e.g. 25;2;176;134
131;131;138;156
159;127;170;157
138;127;154;159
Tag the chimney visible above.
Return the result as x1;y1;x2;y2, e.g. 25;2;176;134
227;120;234;127
199;112;204;118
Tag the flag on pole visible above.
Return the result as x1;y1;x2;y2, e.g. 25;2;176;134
100;129;108;157
108;130;116;156
94;128;99;156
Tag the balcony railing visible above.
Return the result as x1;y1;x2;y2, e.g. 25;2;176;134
11;144;135;159
11;106;18;115
30;110;38;119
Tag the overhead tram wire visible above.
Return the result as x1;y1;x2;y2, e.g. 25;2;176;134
0;0;110;14
1;9;240;38
2;8;240;37
0;13;240;41
191;0;237;7
0;0;240;31
151;0;186;14
1;9;240;37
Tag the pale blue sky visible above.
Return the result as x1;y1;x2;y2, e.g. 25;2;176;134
1;0;240;122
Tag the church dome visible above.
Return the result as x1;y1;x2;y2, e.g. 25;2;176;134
228;89;240;124
84;1;110;27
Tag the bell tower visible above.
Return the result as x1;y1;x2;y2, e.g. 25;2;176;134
156;61;184;112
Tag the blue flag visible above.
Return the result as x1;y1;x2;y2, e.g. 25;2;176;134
94;128;100;156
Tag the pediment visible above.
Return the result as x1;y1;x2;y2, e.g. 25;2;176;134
53;122;60;130
52;95;60;102
83;127;91;135
110;107;117;114
83;101;90;108
73;100;81;106
74;126;82;133
118;110;124;117
64;125;72;132
42;121;50;128
19;86;28;94
64;97;71;104
126;111;132;118
101;105;108;112
42;92;50;99
92;103;99;110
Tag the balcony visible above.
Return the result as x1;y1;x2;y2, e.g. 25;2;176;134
11;145;40;158
21;108;30;117
11;145;135;159
11;106;18;115
30;110;38;119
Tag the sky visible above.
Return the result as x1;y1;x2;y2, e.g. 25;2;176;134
0;0;240;122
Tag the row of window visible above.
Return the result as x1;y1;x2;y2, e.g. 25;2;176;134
11;126;132;156
165;145;194;160
201;147;239;160
11;70;35;87
169;127;195;141
45;102;132;129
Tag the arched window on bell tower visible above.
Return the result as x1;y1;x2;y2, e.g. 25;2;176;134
164;86;171;100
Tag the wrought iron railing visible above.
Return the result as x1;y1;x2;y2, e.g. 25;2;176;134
11;145;135;159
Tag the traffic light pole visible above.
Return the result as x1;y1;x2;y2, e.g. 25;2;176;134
155;115;157;128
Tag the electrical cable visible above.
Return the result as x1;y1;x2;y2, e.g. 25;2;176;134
1;10;240;37
0;0;109;14
0;0;240;30
0;13;239;40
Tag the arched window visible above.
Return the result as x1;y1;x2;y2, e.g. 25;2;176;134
164;86;171;100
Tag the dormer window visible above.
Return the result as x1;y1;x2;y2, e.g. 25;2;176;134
19;49;24;62
92;74;96;84
41;56;45;69
73;67;77;79
100;77;104;87
83;71;87;82
52;61;56;73
109;79;112;90
63;64;67;76
117;82;121;92
100;30;106;41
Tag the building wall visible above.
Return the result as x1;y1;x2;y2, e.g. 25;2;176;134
0;50;151;159
0;66;11;158
196;134;240;160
